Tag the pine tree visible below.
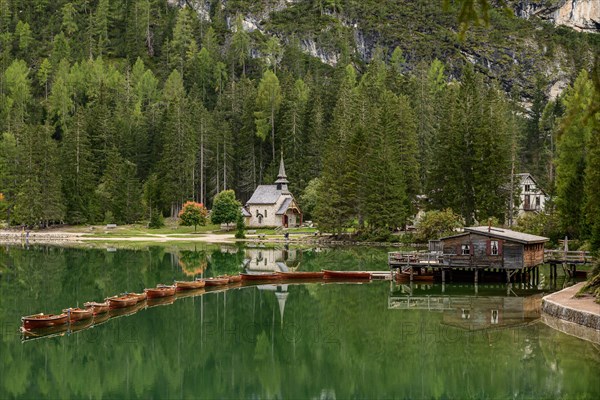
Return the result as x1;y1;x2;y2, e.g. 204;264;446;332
255;69;282;163
159;69;196;216
555;70;594;237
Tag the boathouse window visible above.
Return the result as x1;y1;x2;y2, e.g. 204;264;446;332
461;244;470;255
525;184;530;192
461;309;471;319
265;209;267;218
491;240;499;256
491;310;499;324
258;214;263;224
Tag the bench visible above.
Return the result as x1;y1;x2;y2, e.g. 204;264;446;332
106;224;117;229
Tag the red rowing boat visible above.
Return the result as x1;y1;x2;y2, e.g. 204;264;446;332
21;313;69;330
322;270;372;279
175;280;206;290
84;301;110;315
106;295;138;309
204;277;229;286
278;271;324;279
240;272;282;281
62;308;94;322
145;285;176;298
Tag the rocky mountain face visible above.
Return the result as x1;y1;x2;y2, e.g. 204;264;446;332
169;0;598;102
510;0;600;33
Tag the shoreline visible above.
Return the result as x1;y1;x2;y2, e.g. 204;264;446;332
0;229;418;247
541;282;600;344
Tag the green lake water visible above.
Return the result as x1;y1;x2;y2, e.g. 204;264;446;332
0;244;598;399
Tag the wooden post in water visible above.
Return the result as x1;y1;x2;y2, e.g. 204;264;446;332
410;266;413;282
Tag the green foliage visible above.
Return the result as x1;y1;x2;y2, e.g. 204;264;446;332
0;0;597;237
300;177;321;220
149;208;165;229
210;190;242;226
555;70;594;238
178;201;209;231
415;208;464;243
235;213;246;239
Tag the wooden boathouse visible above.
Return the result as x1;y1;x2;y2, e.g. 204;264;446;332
389;226;549;283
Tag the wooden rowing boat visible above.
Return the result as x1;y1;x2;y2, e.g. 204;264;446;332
322;270;372;279
240;272;282;281
84;301;110;315
223;274;242;283
106;295;138;309
109;300;146;318
204;277;230;286
175;280;206;290
397;271;434;282
122;292;147;302
62;307;94;322
278;271;324;279
21;313;69;330
144;285;176;298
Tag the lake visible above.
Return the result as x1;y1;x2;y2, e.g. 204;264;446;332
0;244;598;398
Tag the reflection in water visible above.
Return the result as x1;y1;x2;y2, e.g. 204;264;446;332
389;282;544;331
0;245;598;398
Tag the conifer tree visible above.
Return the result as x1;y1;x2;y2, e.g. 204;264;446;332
555;70;594;237
255;69;282;162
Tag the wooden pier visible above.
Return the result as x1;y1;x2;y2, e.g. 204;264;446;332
388;227;595;284
388;249;594;283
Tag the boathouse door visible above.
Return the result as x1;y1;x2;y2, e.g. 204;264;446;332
283;215;289;228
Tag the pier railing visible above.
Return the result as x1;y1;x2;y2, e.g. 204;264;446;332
543;250;594;264
388;251;444;267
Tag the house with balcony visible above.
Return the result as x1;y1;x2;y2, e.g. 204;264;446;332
516;173;547;216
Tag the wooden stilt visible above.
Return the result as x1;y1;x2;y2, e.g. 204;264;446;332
410;267;413;282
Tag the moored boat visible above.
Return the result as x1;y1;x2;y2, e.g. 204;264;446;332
145;285;176;298
84;301;110;315
278;271;324;279
175;280;206;290
322;270;372;279
224;274;242;283
204;277;230;286
22;313;69;330
240;272;282;281
397;271;434;282
106;295;138;309
122;292;147;302
62;307;94;322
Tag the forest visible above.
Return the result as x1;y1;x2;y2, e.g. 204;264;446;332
0;0;599;248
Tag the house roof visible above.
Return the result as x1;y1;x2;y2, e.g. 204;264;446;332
276;197;293;215
246;185;282;205
516;173;548;196
241;207;252;217
463;226;548;244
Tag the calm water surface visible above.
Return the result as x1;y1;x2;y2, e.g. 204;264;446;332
0;244;598;399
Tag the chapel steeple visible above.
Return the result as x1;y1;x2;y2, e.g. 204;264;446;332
274;153;289;193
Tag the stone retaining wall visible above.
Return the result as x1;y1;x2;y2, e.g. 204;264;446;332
542;297;600;330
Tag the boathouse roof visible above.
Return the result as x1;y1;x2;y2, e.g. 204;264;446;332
463;226;548;244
